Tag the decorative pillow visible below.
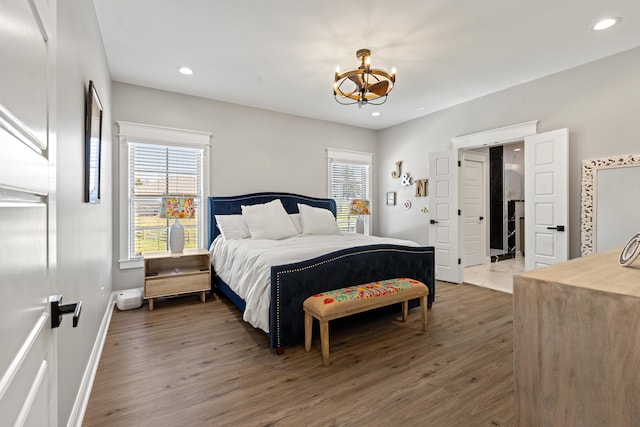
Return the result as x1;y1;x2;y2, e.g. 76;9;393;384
241;199;298;240
289;214;303;234
297;203;341;235
215;215;250;240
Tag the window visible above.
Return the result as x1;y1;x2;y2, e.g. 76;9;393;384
327;148;373;234
129;142;202;256
118;122;210;269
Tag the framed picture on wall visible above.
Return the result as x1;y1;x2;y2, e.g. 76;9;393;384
84;80;103;203
386;191;396;206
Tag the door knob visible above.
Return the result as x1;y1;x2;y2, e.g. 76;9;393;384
50;295;82;328
479;216;484;221
430;219;439;224
546;225;565;232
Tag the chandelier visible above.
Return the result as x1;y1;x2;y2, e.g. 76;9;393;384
333;48;396;108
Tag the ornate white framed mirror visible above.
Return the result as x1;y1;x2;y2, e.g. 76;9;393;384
581;154;640;255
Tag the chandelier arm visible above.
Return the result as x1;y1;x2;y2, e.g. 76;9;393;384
333;95;360;105
369;68;396;82
366;95;388;106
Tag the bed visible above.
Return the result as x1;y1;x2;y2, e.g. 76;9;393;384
207;192;435;351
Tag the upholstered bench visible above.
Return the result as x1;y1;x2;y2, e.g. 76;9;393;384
303;278;429;366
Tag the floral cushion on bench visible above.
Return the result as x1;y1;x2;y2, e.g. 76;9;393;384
311;278;424;305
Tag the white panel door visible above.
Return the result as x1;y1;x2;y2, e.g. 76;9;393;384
429;150;461;283
0;0;57;425
462;152;487;267
524;129;569;271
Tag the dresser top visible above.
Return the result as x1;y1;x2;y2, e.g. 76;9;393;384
514;249;640;298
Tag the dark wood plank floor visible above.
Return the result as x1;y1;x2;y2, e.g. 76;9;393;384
83;282;514;426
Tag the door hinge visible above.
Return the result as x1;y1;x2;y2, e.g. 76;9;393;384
458;258;461;265
458;160;461;167
458;209;461;216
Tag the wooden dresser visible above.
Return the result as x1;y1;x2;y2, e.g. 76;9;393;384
513;249;640;426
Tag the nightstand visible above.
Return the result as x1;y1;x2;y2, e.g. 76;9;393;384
143;248;210;310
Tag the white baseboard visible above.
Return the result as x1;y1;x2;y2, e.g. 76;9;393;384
66;291;118;427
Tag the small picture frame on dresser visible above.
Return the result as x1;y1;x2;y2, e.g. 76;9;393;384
386;192;396;206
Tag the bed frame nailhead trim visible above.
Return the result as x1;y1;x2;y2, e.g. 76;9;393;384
274;247;434;348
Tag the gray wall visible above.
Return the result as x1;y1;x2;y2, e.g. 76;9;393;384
111;83;377;290
57;1;113;424
377;46;640;259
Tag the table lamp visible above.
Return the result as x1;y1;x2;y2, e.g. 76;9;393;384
349;199;370;234
161;197;195;253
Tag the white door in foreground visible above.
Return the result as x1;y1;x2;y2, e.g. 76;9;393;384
0;0;57;425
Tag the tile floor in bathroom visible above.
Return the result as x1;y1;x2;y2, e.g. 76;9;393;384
463;255;524;293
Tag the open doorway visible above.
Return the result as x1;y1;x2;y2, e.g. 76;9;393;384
463;141;525;292
429;122;569;286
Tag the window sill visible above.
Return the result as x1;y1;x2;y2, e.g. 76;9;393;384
119;258;144;270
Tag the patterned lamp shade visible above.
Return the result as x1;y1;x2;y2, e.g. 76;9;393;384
349;199;370;215
161;197;194;253
161;197;195;219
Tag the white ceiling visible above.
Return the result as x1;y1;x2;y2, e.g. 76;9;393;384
93;0;640;130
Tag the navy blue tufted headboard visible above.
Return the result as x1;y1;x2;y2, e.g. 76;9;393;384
207;192;337;247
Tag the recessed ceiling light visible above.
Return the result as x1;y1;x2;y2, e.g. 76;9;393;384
592;17;620;31
178;67;194;75
371;112;381;117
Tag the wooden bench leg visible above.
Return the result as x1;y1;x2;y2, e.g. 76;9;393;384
420;295;427;331
320;320;330;367
402;300;408;322
304;311;312;352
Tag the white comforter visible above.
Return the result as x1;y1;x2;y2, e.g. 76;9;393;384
209;234;418;333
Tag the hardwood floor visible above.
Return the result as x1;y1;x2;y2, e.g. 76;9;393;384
83;282;514;426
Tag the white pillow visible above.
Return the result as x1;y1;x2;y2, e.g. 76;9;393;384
289;214;303;234
241;199;298;240
297;203;341;235
215;215;250;240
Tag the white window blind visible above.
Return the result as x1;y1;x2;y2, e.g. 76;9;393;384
327;149;372;233
128;141;204;257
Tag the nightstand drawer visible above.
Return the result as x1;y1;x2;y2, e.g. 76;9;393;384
144;272;209;298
